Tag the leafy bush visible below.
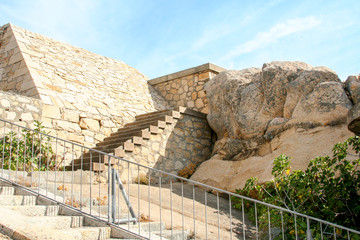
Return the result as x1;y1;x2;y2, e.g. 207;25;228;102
0;121;55;171
232;136;360;239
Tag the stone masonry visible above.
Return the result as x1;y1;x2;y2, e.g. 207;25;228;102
114;109;213;182
0;90;43;135
149;63;225;114
0;23;170;148
0;23;218;171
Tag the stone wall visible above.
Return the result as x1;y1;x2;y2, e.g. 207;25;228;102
0;23;170;148
115;109;213;182
149;63;225;114
0;90;43;136
0;24;37;97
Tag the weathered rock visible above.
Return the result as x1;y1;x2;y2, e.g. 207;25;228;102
345;76;360;134
205;61;350;149
191;125;353;191
192;61;356;189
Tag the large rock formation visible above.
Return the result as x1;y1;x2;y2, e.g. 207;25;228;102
191;61;357;191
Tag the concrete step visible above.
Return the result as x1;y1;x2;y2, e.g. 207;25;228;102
0;195;36;205
153;229;189;240
127;222;165;233
0;186;15;195
0;205;60;216
25;215;84;229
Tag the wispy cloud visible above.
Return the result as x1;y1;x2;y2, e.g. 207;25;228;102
220;16;321;62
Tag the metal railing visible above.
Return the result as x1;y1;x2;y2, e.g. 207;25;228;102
0;118;359;240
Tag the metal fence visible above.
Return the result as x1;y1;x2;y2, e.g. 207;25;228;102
0;118;359;240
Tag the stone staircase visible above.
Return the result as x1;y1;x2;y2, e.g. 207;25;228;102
0;179;188;240
72;107;185;171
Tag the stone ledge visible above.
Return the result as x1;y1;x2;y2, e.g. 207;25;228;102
179;107;207;119
148;63;226;85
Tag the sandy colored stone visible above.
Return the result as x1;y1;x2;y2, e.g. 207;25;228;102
79;118;100;132
191;125;353;191
42;104;61;119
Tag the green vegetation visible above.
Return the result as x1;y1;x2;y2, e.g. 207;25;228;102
0;121;55;171
232;136;360;239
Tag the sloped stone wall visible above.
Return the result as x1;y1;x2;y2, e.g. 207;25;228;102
0;23;170;148
149;63;225;114
0;24;37;97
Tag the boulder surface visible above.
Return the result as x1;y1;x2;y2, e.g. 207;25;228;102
191;61;355;191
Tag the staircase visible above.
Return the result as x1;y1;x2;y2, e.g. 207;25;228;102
72;107;185;171
0;178;188;240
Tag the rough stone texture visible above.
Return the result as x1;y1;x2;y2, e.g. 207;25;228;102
115;110;213;182
192;61;355;189
191;125;353;191
0;90;43;135
149;64;225;114
0;23;170;148
345;75;360;134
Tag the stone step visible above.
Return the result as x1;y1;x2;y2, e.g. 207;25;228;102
0;186;15;195
126;116;173;128
1;205;60;216
135;109;181;121
0;195;36;205
110;125;160;137
123;120;167;130
96;136;144;147
104;129;151;142
94;140;135;153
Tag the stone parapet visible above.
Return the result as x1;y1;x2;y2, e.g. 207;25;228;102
149;63;225;114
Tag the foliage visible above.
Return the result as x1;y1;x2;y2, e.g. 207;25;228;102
178;163;197;179
232;136;360;239
0;121;55;171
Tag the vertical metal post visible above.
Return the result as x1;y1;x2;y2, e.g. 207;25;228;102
111;168;116;223
307;217;313;240
107;156;111;223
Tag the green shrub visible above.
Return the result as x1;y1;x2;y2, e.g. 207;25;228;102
232;136;360;239
0;121;55;171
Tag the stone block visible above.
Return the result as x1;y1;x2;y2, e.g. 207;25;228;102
63;111;80;123
54;120;81;132
79;118;100;132
20;112;33;121
42;104;60;119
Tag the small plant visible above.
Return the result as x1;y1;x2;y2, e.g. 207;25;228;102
133;173;149;185
232;136;360;239
95;195;107;205
57;184;68;191
0;121;56;172
178;163;196;179
65;198;86;208
138;214;152;222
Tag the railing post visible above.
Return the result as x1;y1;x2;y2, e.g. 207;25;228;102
307;217;313;240
111;168;116;223
107;156;111;223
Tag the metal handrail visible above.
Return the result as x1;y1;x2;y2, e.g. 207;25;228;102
1;118;359;239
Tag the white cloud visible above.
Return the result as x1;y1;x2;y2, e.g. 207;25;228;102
221;16;321;61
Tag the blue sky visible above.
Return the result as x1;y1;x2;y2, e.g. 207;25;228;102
0;0;359;80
